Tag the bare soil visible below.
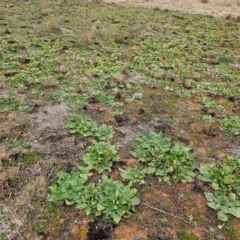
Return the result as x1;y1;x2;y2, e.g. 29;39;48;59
103;0;240;18
1;1;240;240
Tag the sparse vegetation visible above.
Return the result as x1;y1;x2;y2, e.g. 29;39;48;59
198;156;240;221
222;226;238;240
221;116;240;138
179;229;200;240
1;0;240;238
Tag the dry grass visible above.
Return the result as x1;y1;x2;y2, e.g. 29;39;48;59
0;101;69;238
0;166;19;182
16;176;47;206
84;20;101;44
102;0;240;18
1;0;240;239
216;0;240;6
43;18;61;32
0;176;47;240
42;77;59;89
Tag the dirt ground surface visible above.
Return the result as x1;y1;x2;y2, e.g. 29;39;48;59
1;1;240;239
102;0;240;18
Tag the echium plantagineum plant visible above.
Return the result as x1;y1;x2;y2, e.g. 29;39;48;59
130;131;197;183
198;156;240;221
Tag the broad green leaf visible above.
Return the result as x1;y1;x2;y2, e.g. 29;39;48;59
227;207;240;218
97;204;105;211
112;214;121;224
65;200;75;205
229;193;236;201
204;192;214;201
217;211;228;222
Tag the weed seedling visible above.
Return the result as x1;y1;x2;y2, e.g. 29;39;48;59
76;175;140;223
202;115;216;123
67;114;98;137
221;116;240;138
48;172;140;223
81;141;120;173
67;114;115;140
130;131;197;183
198;156;240;221
0;95;20;113
119;166;147;185
95;124;114;140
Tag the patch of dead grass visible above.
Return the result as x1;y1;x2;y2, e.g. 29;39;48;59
42;77;59;89
0;166;19;183
16;176;47;206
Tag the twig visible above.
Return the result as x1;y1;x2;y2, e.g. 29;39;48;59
141;202;193;226
141;202;212;236
60;215;82;239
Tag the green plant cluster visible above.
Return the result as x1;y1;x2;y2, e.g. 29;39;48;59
65;91;122;109
198;156;240;221
66;114;114;140
119;166;154;185
202;115;216;123
221;116;240;137
81;141;120;173
48;169;140;224
48;166;92;204
0;95;20;113
90;92;123;108
130;131;197;183
201;97;225;112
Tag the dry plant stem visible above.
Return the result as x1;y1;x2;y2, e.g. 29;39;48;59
141;202;211;235
59;216;82;239
141;202;192;225
85;20;101;44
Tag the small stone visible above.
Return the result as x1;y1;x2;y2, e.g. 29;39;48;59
217;224;223;230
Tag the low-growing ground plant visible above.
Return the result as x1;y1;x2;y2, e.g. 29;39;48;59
48;166;93;204
221;116;240;138
81;141;120;173
201;97;225;112
67;114;114;140
130;131;197;183
77;175;140;224
202;115;216;123
0;95;20;112
130;131;171;162
149;143;197;183
119;166;151;185
95;124;115;140
48;171;140;224
198;156;240;221
67;114;98;136
108;110;123;117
